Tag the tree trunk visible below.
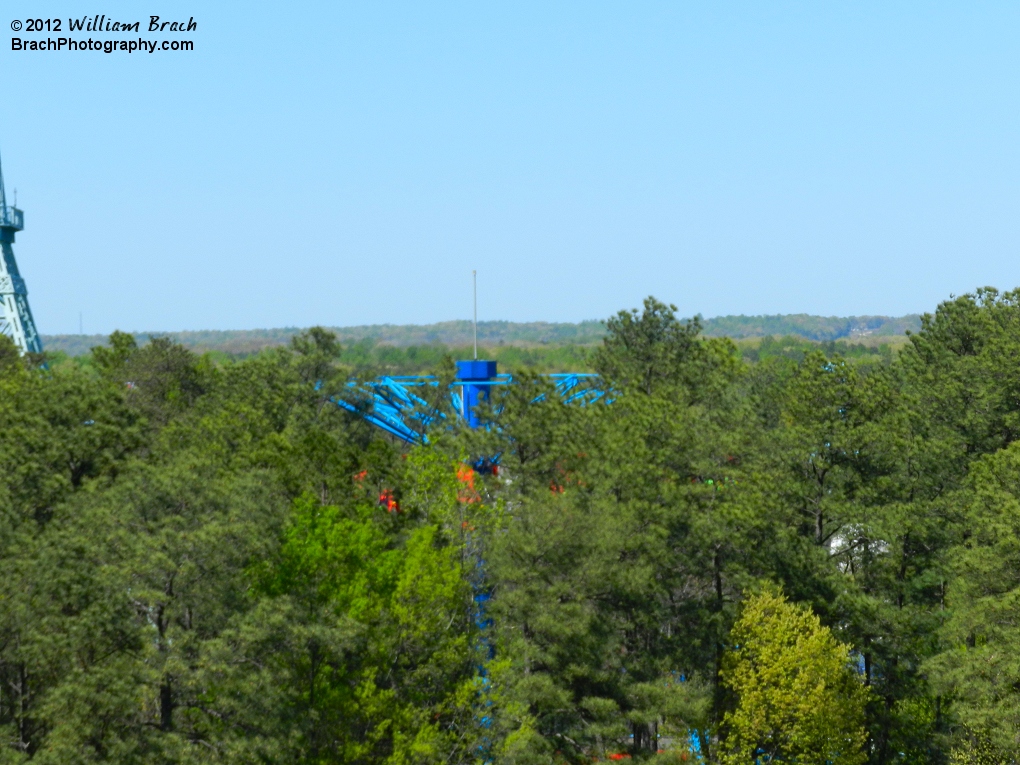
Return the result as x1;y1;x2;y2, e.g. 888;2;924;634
632;720;658;753
160;679;174;731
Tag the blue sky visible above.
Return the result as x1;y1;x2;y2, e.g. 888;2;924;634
3;2;1018;333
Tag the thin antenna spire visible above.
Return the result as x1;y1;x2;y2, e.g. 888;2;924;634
472;270;478;360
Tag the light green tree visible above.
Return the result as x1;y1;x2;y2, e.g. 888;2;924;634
720;590;869;765
947;732;1008;765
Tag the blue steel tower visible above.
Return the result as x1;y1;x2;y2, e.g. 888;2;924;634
0;152;42;354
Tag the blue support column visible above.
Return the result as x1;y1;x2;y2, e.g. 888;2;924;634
455;359;498;759
456;360;498;428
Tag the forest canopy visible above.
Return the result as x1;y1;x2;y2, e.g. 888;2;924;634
2;288;1019;763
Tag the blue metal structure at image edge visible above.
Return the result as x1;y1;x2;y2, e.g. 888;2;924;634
0;151;43;355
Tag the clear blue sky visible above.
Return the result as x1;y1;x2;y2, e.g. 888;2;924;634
3;2;1018;334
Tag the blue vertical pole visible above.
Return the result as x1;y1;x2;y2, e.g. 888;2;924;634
456;359;498;759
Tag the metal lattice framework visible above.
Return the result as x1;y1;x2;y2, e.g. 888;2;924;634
0;152;42;355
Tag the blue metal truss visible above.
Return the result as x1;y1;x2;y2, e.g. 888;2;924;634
333;375;442;443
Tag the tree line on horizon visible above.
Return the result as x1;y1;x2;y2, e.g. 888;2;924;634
40;312;922;359
44;333;896;378
0;289;1017;763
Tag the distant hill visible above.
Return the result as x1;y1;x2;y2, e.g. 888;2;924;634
41;314;922;357
700;314;921;341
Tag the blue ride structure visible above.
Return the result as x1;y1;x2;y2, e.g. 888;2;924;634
336;358;603;758
334;359;604;445
339;361;701;757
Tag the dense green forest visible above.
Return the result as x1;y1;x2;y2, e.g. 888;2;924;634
4;289;1019;763
40;313;921;359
